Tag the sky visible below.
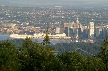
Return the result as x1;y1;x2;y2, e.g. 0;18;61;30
0;0;108;6
0;0;107;3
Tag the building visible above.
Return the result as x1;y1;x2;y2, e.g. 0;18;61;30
89;22;94;39
74;18;79;39
95;27;102;39
55;27;60;34
55;27;64;34
64;27;69;36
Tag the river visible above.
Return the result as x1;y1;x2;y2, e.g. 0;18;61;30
0;34;10;40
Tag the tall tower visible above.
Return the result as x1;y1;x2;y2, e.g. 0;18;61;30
74;18;79;39
89;22;94;39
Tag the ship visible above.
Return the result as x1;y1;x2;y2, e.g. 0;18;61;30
9;33;71;39
9;34;32;39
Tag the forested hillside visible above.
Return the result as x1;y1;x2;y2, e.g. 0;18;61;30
10;39;101;55
54;42;100;55
0;37;108;71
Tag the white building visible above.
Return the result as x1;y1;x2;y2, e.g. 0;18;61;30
89;22;94;39
55;27;60;34
56;27;64;34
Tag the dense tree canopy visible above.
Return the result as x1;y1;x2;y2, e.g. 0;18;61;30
0;37;107;71
98;37;108;71
54;42;100;55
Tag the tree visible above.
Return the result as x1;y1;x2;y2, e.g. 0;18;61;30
57;52;83;71
43;27;50;46
18;37;58;71
18;37;37;71
98;37;108;71
0;40;20;71
82;56;105;71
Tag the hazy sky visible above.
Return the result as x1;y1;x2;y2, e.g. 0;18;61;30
0;0;107;3
0;0;108;6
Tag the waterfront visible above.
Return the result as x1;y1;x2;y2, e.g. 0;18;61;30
0;34;95;44
0;34;71;44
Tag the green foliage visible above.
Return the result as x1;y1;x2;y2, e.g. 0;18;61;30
43;27;50;46
0;40;20;71
57;52;105;71
82;56;105;71
54;42;100;55
0;37;108;71
18;37;57;71
57;52;83;71
98;36;108;71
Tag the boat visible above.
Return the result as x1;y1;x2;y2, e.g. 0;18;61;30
9;33;71;39
9;34;32;39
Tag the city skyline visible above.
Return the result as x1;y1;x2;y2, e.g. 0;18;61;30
0;5;107;40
